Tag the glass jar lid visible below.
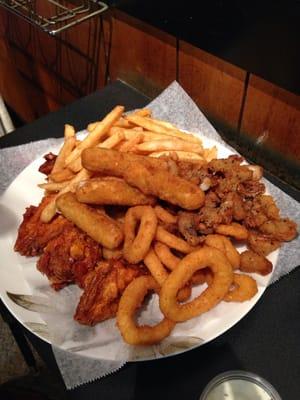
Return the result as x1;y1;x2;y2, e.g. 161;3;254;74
199;370;282;400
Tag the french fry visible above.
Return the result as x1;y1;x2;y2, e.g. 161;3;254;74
87;117;132;132
97;131;125;149
67;156;82;173
149;150;204;161
125;114;201;144
40;168;91;223
133;139;204;154
87;109;151;132
87;121;98;132
38;181;69;192
126;114;170;134
109;127;179;142
64;124;76;139
113;117;134;128
65;105;124;166
70;123;125;174
50;126;76;175
133;108;152;117
50;168;75;182
118;133;144;152
203;146;218;162
145;117;176;131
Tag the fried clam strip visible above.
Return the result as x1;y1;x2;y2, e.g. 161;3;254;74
258;218;297;242
159;246;233;322
75;260;147;325
240;250;273;276
247;231;281;257
81;148;205;210
215;223;248;241
117;275;176;345
56;192;123;249
76;177;156;206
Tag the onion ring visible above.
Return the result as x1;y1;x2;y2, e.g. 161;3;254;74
144;247;169;286
224;273;258;302
155;226;197;254
123;206;157;264
117;275;176;345
144;247;191;302
215;223;248;240
190;268;213;286
153;242;180;271
204;234;240;270
159;246;233;322
154;242;212;287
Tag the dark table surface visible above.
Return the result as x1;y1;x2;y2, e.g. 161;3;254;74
1;81;299;399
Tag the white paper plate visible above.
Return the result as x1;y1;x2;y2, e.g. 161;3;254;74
0;137;278;361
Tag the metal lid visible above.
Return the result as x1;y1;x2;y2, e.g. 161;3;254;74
199;370;282;400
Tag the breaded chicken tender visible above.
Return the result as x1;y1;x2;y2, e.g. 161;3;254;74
56;192;123;249
76;177;156;206
82;148;205;210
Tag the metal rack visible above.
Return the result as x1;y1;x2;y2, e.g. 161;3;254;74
0;0;108;35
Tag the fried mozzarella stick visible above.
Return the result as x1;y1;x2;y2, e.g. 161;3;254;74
76;177;156;206
82;148;205;210
56;192;123;249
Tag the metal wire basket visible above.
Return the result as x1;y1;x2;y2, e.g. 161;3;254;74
0;0;108;35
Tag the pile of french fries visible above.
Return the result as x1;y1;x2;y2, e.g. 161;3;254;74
39;106;217;223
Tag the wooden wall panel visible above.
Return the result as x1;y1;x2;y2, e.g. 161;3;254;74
0;8;107;122
108;11;177;99
241;75;300;162
0;38;61;122
178;41;246;130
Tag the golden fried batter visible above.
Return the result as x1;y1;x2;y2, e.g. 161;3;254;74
240;250;273;276
74;260;148;325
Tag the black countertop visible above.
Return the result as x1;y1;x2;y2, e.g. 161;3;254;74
112;0;300;95
1;81;299;399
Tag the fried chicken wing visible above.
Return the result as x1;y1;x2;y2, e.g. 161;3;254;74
15;195;101;290
74;260;148;325
14;195;71;256
38;153;57;176
37;225;101;290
